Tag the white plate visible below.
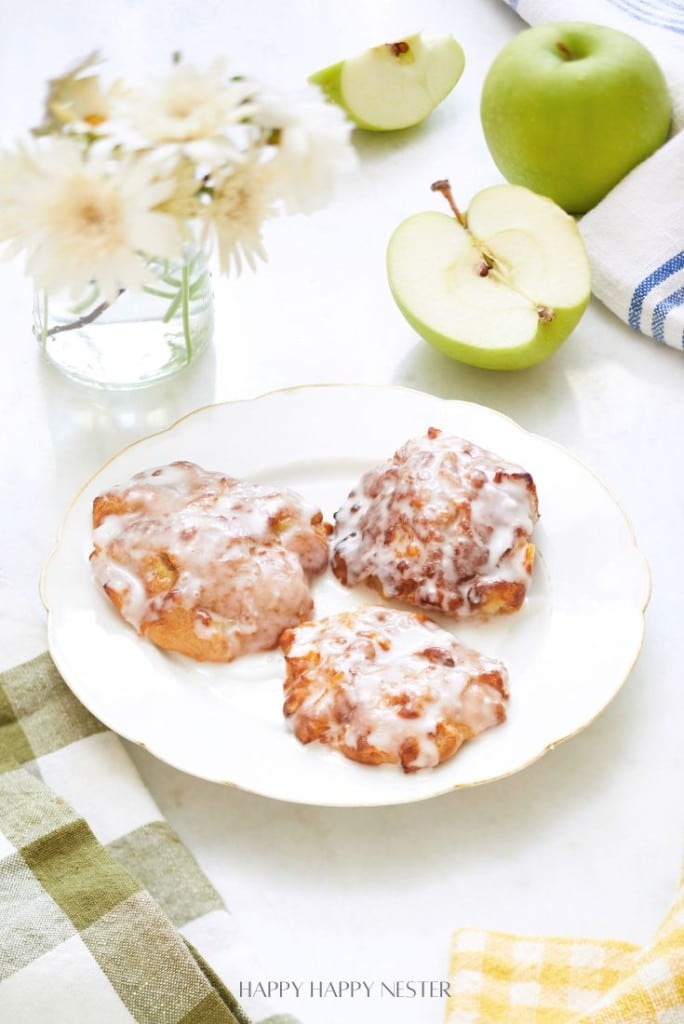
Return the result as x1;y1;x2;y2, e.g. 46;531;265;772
42;385;650;806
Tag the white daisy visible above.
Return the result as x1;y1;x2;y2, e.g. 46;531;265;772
153;155;205;224
33;51;124;137
127;59;260;162
0;139;181;300
259;85;358;214
204;158;277;274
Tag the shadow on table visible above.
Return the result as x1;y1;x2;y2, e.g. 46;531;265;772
392;338;581;444
37;339;218;503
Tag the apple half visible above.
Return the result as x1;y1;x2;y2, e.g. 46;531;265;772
386;183;591;370
309;33;465;131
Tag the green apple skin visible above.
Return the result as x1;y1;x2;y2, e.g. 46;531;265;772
309;33;465;131
389;275;587;370
386;185;591;371
308;61;350;115
480;22;672;214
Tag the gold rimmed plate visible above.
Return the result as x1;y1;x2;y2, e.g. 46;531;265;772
41;384;650;806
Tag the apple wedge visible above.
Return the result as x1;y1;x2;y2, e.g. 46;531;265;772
309;33;465;131
386;182;591;370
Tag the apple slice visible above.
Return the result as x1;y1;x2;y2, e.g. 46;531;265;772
309;33;465;131
386;182;591;369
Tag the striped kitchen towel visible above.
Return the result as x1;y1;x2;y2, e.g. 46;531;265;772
0;581;296;1024
446;872;684;1023
499;0;684;351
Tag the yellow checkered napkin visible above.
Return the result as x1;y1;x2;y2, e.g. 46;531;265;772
446;877;684;1024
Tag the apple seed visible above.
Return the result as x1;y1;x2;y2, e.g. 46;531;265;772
387;40;410;57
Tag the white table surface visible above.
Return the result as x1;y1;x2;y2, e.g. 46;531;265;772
1;2;682;1022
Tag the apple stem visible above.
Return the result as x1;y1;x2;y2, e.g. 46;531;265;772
555;40;575;60
431;179;467;228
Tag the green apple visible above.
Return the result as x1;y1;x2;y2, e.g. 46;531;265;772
309;33;465;131
386;181;591;370
480;22;671;214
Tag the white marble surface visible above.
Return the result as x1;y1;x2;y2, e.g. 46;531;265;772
1;2;682;1022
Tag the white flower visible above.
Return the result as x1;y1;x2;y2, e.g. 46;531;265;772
0;139;181;300
127;59;260;162
33;51;125;137
153;155;205;223
0;53;359;308
203;158;277;274
259;85;358;214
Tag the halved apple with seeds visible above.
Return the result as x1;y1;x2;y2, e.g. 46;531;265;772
386;182;591;369
309;33;465;132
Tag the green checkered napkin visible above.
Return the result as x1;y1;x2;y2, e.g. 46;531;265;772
0;581;295;1024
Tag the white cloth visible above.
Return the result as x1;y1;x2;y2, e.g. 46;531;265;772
501;0;684;350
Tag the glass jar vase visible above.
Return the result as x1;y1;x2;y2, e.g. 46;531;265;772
33;244;213;389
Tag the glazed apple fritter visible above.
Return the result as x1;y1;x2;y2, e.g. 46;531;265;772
90;461;330;661
331;428;539;618
282;605;509;772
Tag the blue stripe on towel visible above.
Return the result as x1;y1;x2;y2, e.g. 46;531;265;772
604;0;684;33
628;251;684;330
651;284;684;343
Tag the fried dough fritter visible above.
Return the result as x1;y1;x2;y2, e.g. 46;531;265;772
331;428;539;618
281;606;509;772
90;461;330;661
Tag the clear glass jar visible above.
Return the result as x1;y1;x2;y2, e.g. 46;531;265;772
33;244;213;389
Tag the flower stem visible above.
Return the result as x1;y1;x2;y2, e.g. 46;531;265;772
162;289;183;323
69;283;100;315
143;285;177;300
41;292;48;345
181;263;192;363
45;290;124;338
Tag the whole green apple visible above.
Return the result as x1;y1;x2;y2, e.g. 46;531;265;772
386;181;591;370
480;22;671;214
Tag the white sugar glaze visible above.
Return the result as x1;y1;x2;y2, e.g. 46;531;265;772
94;461;328;573
283;606;509;771
90;461;329;659
332;429;539;617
